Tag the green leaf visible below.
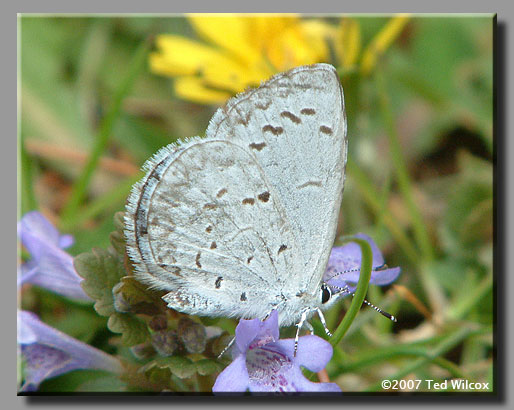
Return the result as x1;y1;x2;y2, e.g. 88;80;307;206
109;211;127;256
60;38;151;224
195;359;223;376
74;247;126;316
143;356;197;380
112;276;164;315
107;312;149;346
75;374;127;392
442;154;493;255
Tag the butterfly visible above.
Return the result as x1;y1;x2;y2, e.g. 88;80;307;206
125;64;347;340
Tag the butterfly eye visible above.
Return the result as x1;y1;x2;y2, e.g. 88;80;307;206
321;283;331;304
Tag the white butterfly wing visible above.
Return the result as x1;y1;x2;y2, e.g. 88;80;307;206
206;64;347;293
125;138;302;320
125;64;346;321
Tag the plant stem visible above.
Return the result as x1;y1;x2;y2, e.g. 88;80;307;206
60;39;150;226
347;158;420;265
329;238;373;349
375;70;435;262
365;326;482;391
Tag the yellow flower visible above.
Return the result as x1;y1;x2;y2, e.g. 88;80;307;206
150;14;335;104
335;14;411;75
150;14;410;104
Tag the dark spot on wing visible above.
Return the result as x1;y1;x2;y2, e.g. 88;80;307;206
258;191;270;202
300;108;316;115
215;277;223;289
210;241;217;249
195;252;202;268
280;111;301;124
255;100;271;110
249;142;267;151
247;256;253;264
278;245;287;254
240;292;247;301
203;203;216;210
206;225;213;233
216;188;227;198
262;125;283;135
320;125;333;135
242;198;255;205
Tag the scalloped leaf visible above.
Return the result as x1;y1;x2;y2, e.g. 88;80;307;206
74;247;126;316
151;356;197;379
112;276;164;315
110;212;127;256
107;312;149;346
195;359;224;376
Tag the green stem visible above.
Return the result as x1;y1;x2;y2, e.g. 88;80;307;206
448;274;493;321
329;238;373;349
365;326;482;391
375;70;435;262
19;139;38;214
60;39;150;226
347;158;420;265
60;175;140;231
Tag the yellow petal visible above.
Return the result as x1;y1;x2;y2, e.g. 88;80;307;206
360;14;410;75
174;76;232;105
266;19;332;70
188;14;260;64
150;35;237;77
335;18;361;68
300;20;335;60
200;61;272;93
249;15;299;51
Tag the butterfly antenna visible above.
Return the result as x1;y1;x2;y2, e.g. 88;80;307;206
332;284;397;322
325;263;389;283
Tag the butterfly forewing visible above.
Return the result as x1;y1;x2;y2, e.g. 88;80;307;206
207;64;347;293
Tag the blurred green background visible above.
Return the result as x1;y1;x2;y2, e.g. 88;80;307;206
19;15;494;392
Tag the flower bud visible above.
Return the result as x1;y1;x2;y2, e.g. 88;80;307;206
149;315;168;331
177;318;207;354
151;329;178;357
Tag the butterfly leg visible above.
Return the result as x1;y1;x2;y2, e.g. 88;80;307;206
294;309;310;357
316;308;332;337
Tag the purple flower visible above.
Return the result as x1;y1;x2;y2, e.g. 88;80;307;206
324;233;401;293
18;211;91;301
18;310;123;392
213;310;341;393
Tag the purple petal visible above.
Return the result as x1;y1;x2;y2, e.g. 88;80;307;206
235;310;279;353
324;234;383;279
330;267;401;289
245;339;340;392
324;233;400;290
18;212;91;301
287;367;342;392
17;311;38;344
246;345;296;392
272;335;333;373
58;234;74;249
18;310;122;391
370;267;401;286
20;343;74;392
18;211;61;253
20;240;90;300
212;355;249;392
234;318;261;353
